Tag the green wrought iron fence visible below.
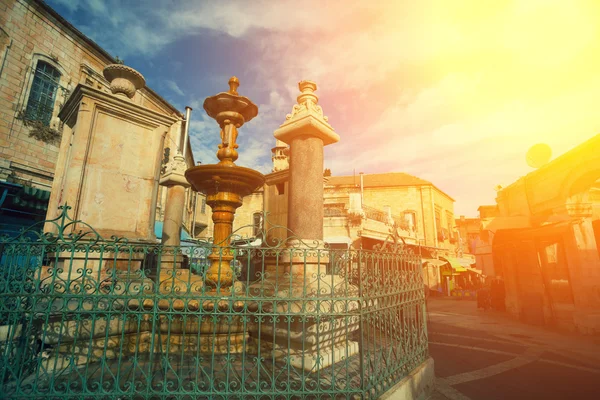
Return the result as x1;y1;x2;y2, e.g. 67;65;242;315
0;207;428;399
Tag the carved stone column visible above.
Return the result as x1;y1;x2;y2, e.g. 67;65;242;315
251;81;358;371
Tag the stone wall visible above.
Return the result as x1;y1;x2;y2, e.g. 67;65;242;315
0;0;204;237
456;217;481;254
0;1;180;181
263;178;288;244
360;184;455;250
232;189;264;239
490;135;600;333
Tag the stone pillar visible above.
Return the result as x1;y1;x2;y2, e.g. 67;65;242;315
288;136;324;240
158;151;192;271
162;184;186;246
570;217;600;334
255;81;358;371
274;81;339;245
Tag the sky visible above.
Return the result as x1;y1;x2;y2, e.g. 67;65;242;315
49;0;600;216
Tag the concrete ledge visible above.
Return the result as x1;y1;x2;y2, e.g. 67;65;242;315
379;357;435;400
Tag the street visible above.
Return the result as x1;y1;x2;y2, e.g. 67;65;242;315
426;298;600;400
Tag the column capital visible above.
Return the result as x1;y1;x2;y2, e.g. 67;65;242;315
274;81;339;146
160;154;191;187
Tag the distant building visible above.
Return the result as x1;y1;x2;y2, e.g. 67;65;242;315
482;134;600;334
322;172;456;252
0;0;210;238
455;215;481;255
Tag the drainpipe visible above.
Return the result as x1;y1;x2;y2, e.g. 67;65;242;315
191;162;201;238
182;106;192;157
420;186;427;245
430;187;438;248
359;172;364;205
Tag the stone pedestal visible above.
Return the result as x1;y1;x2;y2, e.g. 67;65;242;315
248;246;359;371
39;65;179;370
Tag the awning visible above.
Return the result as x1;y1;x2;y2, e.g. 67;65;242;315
154;221;192;241
464;266;484;275
481;216;531;232
456;257;476;267
440;257;467;272
422;258;446;267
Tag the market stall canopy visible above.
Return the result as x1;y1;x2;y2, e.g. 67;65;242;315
422;258;446;267
440;257;468;272
464;266;484;275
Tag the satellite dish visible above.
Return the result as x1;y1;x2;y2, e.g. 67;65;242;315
526;143;552;168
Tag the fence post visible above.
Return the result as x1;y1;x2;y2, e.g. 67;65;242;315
357;249;367;398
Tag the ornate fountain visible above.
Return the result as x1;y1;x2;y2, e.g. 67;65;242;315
185;77;265;290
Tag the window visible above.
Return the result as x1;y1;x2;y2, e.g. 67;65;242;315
201;198;206;214
253;212;262;237
276;183;285;195
435;210;442;239
25;61;61;126
537;240;574;304
404;211;417;231
446;211;454;241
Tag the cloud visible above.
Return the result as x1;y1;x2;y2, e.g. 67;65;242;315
48;0;600;217
165;80;185;96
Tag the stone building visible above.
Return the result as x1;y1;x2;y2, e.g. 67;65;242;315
482;134;600;334
455;215;481;255
468;205;499;277
322;172;457;251
0;0;209;238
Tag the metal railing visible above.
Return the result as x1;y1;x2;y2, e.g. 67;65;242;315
0;207;428;399
324;206;347;217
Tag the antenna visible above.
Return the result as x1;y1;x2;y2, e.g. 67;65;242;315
526;143;552;169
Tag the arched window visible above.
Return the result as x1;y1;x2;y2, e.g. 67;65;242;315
25;61;61;126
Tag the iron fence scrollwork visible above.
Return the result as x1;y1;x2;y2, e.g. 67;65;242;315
0;206;428;399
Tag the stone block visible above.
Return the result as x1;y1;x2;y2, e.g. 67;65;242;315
265;341;359;371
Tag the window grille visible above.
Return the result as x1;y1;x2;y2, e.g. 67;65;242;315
24;61;61;126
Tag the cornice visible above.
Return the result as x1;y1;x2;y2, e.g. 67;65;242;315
265;169;289;185
59;84;180;128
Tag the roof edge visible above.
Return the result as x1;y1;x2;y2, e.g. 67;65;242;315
32;0;183;119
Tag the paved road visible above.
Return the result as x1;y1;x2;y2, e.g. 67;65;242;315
425;298;600;400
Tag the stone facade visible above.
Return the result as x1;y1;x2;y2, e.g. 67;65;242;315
0;0;209;237
323;173;457;252
484;134;600;334
455;215;481;255
231;189;263;239
236;159;458;255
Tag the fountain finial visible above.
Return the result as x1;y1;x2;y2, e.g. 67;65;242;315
203;76;258;166
228;76;240;95
297;80;318;105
